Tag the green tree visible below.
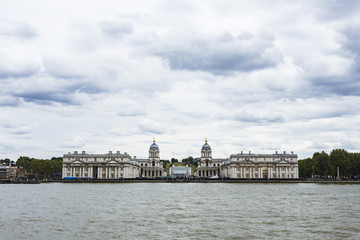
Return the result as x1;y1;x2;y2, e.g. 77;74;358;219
312;151;330;177
330;149;350;178
298;158;314;178
171;158;178;163
349;153;360;178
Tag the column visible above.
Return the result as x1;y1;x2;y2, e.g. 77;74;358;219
269;167;272;179
115;167;117;178
285;167;288;178
105;167;108;179
62;166;65;178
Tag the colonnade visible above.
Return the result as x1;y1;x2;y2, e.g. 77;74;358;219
198;170;218;177
64;165;128;179
142;170;163;177
233;165;298;178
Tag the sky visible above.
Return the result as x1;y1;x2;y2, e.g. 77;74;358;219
0;0;360;161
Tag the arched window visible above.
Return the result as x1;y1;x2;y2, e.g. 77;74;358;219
152;160;155;167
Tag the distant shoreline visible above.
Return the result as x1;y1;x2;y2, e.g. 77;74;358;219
2;179;360;184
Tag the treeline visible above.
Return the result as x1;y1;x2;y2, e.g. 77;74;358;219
299;149;360;179
16;156;63;179
0;158;15;166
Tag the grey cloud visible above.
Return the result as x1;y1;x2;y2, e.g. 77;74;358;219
311;76;360;96
0;21;38;39
0;97;21;107
4;124;32;135
13;91;75;105
234;111;284;124
153;32;282;75
138;119;166;134
117;108;146;117
99;21;133;38
309;25;360;96
314;0;360;21
0;60;40;79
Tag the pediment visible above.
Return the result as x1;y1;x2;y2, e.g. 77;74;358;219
107;160;119;164
277;160;290;164
71;160;83;164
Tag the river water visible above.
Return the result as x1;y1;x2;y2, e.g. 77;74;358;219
0;183;359;239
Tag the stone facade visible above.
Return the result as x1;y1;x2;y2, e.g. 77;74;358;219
62;138;299;179
195;140;299;179
62;139;166;179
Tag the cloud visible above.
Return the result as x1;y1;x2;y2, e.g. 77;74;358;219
0;96;21;107
61;137;86;149
117;108;146;117
0;20;38;39
234;111;284;124
4;124;32;135
152;31;282;75
98;20;133;38
138;119;166;134
12;90;79;105
0;54;40;79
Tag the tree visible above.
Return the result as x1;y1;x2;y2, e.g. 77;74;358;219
298;158;314;178
312;151;330;177
330;149;350;178
162;160;170;168
349;153;360;178
171;158;178;163
181;156;197;166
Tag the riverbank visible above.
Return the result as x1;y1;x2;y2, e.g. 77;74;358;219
2;179;360;184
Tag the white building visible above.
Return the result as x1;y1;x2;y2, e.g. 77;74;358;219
62;138;299;179
195;139;299;179
169;165;191;178
62;139;166;179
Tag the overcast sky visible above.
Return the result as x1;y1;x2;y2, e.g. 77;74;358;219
1;0;359;161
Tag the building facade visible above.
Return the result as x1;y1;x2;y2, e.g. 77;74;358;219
62;139;167;179
0;165;17;179
62;139;299;179
194;139;299;179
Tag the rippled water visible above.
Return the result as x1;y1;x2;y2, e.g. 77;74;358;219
1;183;359;239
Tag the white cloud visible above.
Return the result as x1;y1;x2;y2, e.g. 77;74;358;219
0;0;359;161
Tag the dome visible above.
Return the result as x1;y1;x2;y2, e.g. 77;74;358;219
149;139;159;150
201;139;211;150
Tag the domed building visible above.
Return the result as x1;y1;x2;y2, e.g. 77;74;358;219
195;138;225;178
136;138;167;178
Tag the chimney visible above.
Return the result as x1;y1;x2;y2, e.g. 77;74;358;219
116;151;120;155
74;151;78;155
109;151;112;154
283;151;286;154
82;151;85;154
